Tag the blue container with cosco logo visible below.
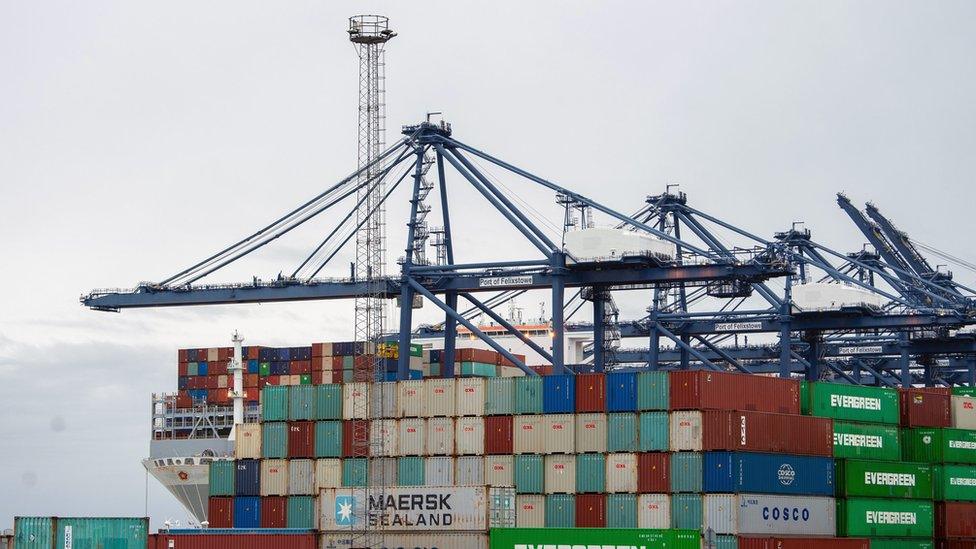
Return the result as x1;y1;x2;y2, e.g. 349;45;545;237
703;452;834;496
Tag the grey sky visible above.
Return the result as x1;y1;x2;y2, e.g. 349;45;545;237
2;0;975;529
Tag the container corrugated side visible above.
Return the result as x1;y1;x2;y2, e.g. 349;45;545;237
288;459;315;495
425;456;455;486
833;421;901;461
544;454;575;494
314;459;341;490
874;541;936;549
737;537;871;549
514;454;544;494
835;459;933;499
576;453;606;493
951;395;976;429
836;497;934;538
703;452;835;496
397;380;424;417
670;452;703;493
637;493;671;528
209;459;235;496
671;494;702;530
605;452;638;493
932;463;976;501
455;416;485;455
639;411;669;451
515;495;545;527
544;494;575;527
485;455;514;487
367;457;397;487
487;528;698;549
319;532;487;549
286;496;318;529
513;415;543;454
262;422;288;459
235;423;262;459
485;378;515;415
425;378;456;417
607;412;638;452
396;456;424;486
456;455;484;485
806;381;899;424
341;382;369;419
150;532;317;549
606;493;637;527
935;501;976;538
314;421;342;458
515;376;543;414
260;459;289;496
637;370;669;410
289;385;316;420
315;384;342;420
426;417;455;455
262;386;288;421
14;518;149;549
704;494;836;535
368;381;397;419
903;428;976;464
397;417;425;456
574;413;607;453
368;419;398;457
670;370;799;413
543;414;574;454
456;377;486;416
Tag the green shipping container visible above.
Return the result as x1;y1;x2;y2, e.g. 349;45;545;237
515;377;543;414
903;428;976;464
342;458;368;487
833;421;901;461
488;528;699;549
806;382;900;424
186;362;199;376
576;453;606;493
953;387;976;397
316;384;342;420
869;540;935;549
259;361;271;376
397;457;425;486
15;517;149;549
671;494;703;530
461;361;496;376
544;494;575;527
208;459;235;496
286;496;316;529
835;459;933;499
300;374;312;385
670;452;703;493
608;413;639;452
486;378;515;415
639;411;669;451
607;493;638;528
836;498;934;538
289;385;316;420
715;535;738;549
262;421;288;458
262;386;289;422
314;421;342;458
637;371;669;410
514;454;543;494
932;463;976;501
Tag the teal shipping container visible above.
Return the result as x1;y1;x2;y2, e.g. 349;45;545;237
342;458;368;487
314;421;342;457
715;535;738;549
208;460;235;496
671;494;703;530
186;362;198;376
637;371;669;410
607;413;639;452
576;454;606;493
461;361;496;376
486;378;515;415
606;493;637;528
262;386;288;421
515;454;544;494
515;377;543;414
670;452;703;493
14;517;148;549
289;385;316;420
397;457;425;486
262;422;288;458
316;384;342;420
639;411;669;451
545;494;575;527
286;496;316;529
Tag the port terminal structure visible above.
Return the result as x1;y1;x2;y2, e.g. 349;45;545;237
84;121;976;387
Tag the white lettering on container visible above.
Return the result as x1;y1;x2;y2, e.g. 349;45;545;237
830;394;882;410
865;472;916;486
866;511;917;524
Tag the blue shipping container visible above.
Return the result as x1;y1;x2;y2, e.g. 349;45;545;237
235;459;261;496
178;377;188;390
702;451;835;496
197;362;209;376
259;348;273;361
543;375;576;414
247;359;259;374
233;496;261;528
606;372;638;412
279;348;291;361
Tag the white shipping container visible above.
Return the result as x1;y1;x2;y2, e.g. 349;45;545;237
281;375;295;386
369;382;398;419
485;455;514;487
544;454;576;494
456;456;485;486
289;374;302;386
342;382;369;420
315;458;342;490
951;395;976;429
456;377;486;416
703;494;836;536
207;348;218;362
455;416;485;455
605;453;638;493
397;380;425;418
260;459;289;496
368;457;397;487
425;378;457;417
426;417;455;455
543;414;575;454
234;423;261;459
319;486;488;531
575;413;608;453
500;365;526;377
425;456;455;486
289;458;315;495
398;418;426;456
670;410;703;451
637;494;671;529
217;374;228;389
564;227;676;262
515;495;545;527
318;532;488;549
369;419;399;457
514;415;544;454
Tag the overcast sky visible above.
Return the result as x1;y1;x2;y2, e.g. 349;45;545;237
2;0;975;529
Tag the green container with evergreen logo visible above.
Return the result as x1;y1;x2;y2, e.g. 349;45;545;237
903;428;976;464
835;459;933;499
207;459;235;496
836;497;934;538
869;540;936;549
489;528;699;549
805;382;899;424
261;385;288;421
833;421;901;461
932;463;976;501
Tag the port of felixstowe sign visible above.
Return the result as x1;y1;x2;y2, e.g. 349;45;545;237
489;528;700;549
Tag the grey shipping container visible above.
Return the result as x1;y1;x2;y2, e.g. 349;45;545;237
456;456;485;485
288;458;315;495
425;456;455;486
702;493;836;536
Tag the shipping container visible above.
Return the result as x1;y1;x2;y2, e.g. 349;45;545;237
639;411;670;451
233;496;261;528
835;459;933;499
515;454;544;494
456;377;486;416
235;423;262;459
543;375;575;414
260;496;287;528
544;494;575;527
951;395;976;429
14;517;148;549
513;415;544;454
703;494;836;535
575;413;608;453
208;498;233;528
319;485;492;530
396;417;425;456
289;385;316;420
932;463;976;501
934;501;976;538
900;388;952;428
314;458;342;490
902;427;976;464
671;410;833;456
516;495;545;527
515;376;543;414
836;497;934;538
395;456;424;486
368;419;398;457
235;458;261;497
319;532;486;549
425;456;454;485
935;541;975;549
485;455;514;487
426;417;455;455
455;416;485;455
209;459;235;496
637;493;671;528
457;455;485;485
314;421;342;458
487;528;699;549
738;537;871;549
288;421;315;458
703;452;835;496
486;378;516;415
341;420;369;458
341;383;369;419
151;531;318;549
485;415;514;454
262;386;288;421
606;453;638;493
576;453;606;493
368;381;397;419
262;421;288;458
576;373;606;412
638;370;669;410
606;372;638;412
671;493;703;530
341;457;367;487
397;380;424;417
575;493;606;527
542;414;575;454
287;458;315;495
670;370;800;413
637;452;669;493
804;382;899;424
543;454;575;494
425;378;456;417
260;459;289;496
604;493;637;528
831;421;901;460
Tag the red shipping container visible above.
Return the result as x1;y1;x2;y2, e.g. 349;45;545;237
352;368;372;382
700;410;833;456
176;391;192;409
637;452;669;493
900;387;951;428
209;389;230;405
484;416;514;454
244;374;259;388
312;342;330;357
314;371;334;385
739;538;870;549
178;362;188;377
497;353;527;367
207;497;233;528
312;357;329;371
261;496;287;528
266;375;281;386
246;346;260;360
530;365;554;376
576;373;606;412
935;501;976;538
342;420;370;457
332;356;346;371
290;360;312;375
205;376;219;390
197;348;209;360
218;347;232;361
149;533;317;549
246;390;259;404
178;349;189;363
937;541;976;549
575;494;606;527
353;355;377;369
209;360;229;377
288;421;315;458
188;376;205;390
669;370;800;414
